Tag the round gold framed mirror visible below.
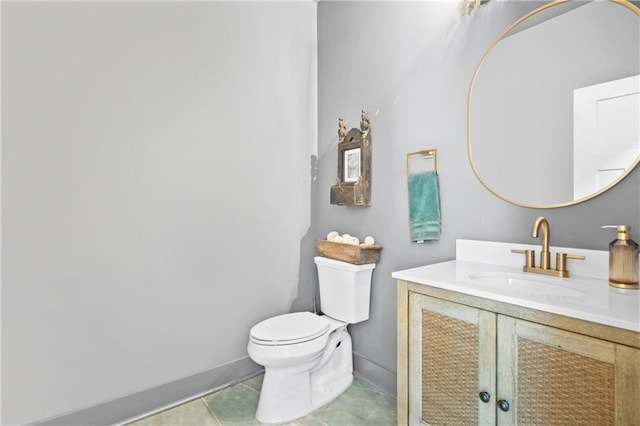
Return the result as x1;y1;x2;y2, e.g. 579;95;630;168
467;0;640;208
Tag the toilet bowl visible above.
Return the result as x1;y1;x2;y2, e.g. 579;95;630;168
247;256;376;424
248;312;353;424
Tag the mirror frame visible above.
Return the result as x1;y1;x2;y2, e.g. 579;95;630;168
467;0;640;209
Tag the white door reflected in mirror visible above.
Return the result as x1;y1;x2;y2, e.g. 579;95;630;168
573;74;640;200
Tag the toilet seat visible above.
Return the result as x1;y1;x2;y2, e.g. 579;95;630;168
250;312;330;346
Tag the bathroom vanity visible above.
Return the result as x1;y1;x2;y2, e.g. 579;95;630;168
394;240;640;425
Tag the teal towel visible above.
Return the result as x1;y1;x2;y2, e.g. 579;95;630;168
408;171;441;242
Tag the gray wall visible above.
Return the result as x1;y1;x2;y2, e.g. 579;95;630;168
317;0;640;394
2;2;316;424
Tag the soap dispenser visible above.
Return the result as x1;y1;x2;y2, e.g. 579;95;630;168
601;225;638;289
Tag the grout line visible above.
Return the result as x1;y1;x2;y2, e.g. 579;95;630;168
199;397;222;425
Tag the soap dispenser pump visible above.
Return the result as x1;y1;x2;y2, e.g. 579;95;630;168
601;225;638;289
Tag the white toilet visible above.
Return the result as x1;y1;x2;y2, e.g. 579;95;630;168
247;256;376;424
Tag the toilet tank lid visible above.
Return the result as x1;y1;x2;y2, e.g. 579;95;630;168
314;256;376;271
250;312;330;344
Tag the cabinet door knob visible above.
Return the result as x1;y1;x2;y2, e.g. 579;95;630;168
497;399;510;412
478;391;491;403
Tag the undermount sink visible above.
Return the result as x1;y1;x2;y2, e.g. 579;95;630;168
468;272;588;299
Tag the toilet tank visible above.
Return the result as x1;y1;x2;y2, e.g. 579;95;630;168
314;256;376;324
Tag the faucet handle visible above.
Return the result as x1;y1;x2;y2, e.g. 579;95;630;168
512;248;535;268
556;252;585;276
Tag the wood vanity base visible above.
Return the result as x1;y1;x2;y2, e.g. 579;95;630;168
397;280;640;426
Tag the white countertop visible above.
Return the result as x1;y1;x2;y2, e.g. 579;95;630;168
392;240;640;332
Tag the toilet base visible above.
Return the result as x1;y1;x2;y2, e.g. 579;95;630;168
254;328;353;424
255;365;316;424
310;372;353;411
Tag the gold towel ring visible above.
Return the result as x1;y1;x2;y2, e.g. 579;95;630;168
406;148;438;176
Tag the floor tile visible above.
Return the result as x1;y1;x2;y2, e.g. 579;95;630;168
203;380;261;425
239;374;264;393
130;398;217;426
289;379;396;426
129;375;396;426
316;379;397;425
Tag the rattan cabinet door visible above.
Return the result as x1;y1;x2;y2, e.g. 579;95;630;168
409;293;497;426
497;317;639;426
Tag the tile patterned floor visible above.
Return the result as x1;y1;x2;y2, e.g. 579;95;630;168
129;374;396;425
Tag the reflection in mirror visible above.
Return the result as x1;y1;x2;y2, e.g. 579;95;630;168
468;0;640;208
574;75;639;199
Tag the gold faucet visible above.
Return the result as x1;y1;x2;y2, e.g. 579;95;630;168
511;216;585;278
532;216;551;270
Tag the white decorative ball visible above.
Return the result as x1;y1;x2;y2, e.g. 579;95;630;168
364;236;375;245
327;231;339;241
